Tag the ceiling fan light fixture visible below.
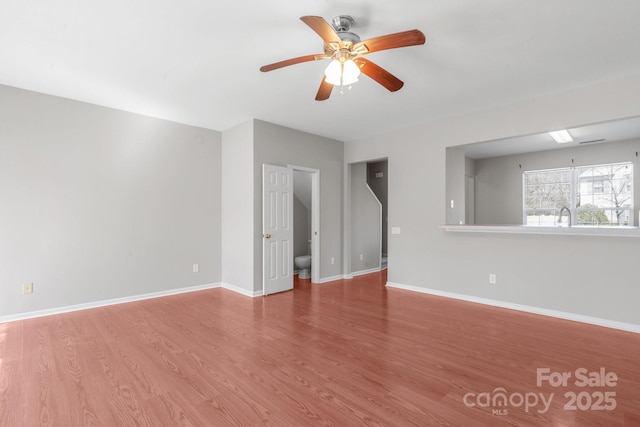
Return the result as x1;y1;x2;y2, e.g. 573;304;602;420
549;129;573;143
324;59;360;86
260;15;426;100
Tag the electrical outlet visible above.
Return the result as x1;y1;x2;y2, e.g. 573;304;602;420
23;283;33;294
360;254;364;261
192;264;199;273
330;257;335;265
489;274;497;284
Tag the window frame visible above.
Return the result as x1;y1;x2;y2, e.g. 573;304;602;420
522;161;634;227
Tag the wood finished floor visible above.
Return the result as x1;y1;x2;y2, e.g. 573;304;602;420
1;271;639;426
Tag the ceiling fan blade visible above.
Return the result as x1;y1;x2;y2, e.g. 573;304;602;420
358;59;404;92
355;29;425;54
260;54;323;72
315;78;334;101
300;16;343;48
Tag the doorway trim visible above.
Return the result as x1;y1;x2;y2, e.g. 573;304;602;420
289;165;320;283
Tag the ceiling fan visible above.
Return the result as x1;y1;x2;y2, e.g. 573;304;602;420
259;15;426;101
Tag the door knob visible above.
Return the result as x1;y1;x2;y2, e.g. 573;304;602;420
264;233;271;239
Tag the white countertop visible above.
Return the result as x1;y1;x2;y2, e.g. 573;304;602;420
439;224;640;237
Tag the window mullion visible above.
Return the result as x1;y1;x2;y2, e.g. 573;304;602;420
571;167;577;224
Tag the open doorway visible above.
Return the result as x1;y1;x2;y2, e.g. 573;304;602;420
348;158;388;276
291;165;320;283
367;160;388;270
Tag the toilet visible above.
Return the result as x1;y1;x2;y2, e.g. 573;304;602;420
294;255;311;279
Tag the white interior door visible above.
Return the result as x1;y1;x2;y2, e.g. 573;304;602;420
263;164;294;295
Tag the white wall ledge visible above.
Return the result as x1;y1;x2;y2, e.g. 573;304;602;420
440;224;640;238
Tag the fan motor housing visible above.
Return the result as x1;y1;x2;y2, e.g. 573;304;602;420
325;15;361;52
337;31;361;45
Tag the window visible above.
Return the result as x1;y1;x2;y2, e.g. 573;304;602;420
523;162;633;226
591;177;605;194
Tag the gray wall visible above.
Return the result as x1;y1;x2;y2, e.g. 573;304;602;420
221;120;254;292
475;138;640;225
351;162;381;273
0;84;222;317
345;72;640;326
465;156;476;224
253;120;343;291
446;146;467;224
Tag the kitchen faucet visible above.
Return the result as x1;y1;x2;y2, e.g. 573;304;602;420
559;206;572;227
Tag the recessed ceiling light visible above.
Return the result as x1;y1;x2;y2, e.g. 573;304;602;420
549;130;573;143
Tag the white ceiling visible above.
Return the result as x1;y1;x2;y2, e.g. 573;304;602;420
464;115;640;159
2;1;640;142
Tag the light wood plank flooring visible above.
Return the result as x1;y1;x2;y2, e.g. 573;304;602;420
1;271;639;426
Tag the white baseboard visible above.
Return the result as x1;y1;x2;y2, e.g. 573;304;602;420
221;282;263;297
386;282;640;334
351;267;382;277
0;283;222;324
314;274;345;284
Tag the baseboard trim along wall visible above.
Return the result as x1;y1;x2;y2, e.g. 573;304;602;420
315;274;346;284
386;282;640;334
351;267;382;278
0;283;223;324
221;282;264;297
